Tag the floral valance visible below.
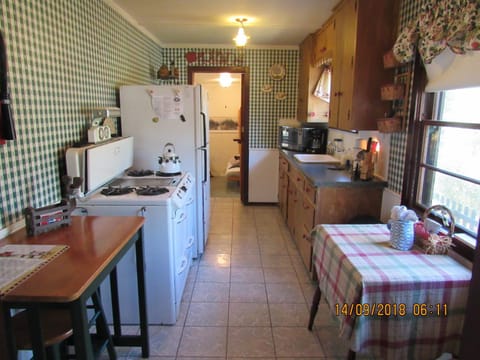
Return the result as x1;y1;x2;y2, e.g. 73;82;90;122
393;0;480;64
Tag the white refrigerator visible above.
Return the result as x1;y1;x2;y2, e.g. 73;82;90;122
119;84;210;257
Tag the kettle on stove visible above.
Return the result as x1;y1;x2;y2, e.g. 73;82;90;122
158;143;181;175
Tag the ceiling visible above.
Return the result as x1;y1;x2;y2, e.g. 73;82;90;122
108;0;340;48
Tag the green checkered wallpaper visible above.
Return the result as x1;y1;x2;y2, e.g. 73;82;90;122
162;47;298;148
0;0;163;229
387;0;425;193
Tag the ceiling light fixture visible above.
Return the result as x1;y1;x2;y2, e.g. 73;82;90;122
233;18;249;47
219;73;233;87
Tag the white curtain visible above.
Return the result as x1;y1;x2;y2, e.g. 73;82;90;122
425;48;480;91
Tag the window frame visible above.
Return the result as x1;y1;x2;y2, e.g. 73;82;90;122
402;55;479;261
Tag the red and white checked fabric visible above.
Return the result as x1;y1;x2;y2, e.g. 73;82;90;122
312;224;472;360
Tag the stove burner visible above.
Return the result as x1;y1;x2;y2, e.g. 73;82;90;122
136;186;169;196
101;186;135;196
127;169;155;177
156;171;182;177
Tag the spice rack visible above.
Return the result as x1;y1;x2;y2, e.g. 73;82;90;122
378;49;412;133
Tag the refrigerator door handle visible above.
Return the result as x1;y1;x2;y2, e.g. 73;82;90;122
199;147;207;183
200;112;207;148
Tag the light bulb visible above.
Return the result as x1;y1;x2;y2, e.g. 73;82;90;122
234;27;248;46
219;73;233;87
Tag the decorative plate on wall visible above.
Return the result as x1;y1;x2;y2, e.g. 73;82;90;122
261;84;273;93
269;64;285;80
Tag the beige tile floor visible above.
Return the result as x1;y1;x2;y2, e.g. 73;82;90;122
110;197;362;359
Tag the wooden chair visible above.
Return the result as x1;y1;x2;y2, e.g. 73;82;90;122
10;289;116;359
12;308;72;359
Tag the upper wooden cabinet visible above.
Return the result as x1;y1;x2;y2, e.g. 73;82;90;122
297;35;314;122
312;19;335;66
296;35;330;123
328;0;396;131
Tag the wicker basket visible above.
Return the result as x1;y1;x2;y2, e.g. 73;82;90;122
377;117;402;133
381;84;405;100
422;205;455;255
390;220;415;251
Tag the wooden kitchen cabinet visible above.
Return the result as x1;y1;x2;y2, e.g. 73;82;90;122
286;180;299;233
297;34;313;122
328;0;396;131
278;154;289;220
297;34;330;123
279;152;384;277
294;190;316;272
312;19;335;66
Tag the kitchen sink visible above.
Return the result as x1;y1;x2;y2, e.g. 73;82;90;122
293;154;340;164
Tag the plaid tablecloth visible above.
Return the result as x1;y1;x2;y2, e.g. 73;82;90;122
311;224;472;360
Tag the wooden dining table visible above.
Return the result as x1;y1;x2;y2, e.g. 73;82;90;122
0;215;150;359
309;224;472;360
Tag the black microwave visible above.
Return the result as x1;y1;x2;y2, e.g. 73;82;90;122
278;124;328;153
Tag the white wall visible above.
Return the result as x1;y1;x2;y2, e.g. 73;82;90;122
327;128;390;181
248;149;279;203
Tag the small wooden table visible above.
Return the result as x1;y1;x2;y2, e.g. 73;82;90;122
309;224;472;360
0;216;149;359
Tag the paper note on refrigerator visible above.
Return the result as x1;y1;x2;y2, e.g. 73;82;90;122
150;94;184;120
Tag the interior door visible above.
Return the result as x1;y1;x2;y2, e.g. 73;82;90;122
188;66;250;204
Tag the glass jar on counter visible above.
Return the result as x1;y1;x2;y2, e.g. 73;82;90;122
326;141;335;155
333;138;344;153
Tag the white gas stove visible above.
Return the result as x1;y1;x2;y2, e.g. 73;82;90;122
66;138;195;325
78;172;187;206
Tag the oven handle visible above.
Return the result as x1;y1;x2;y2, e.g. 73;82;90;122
186;236;194;249
175;209;187;224
177;256;188;275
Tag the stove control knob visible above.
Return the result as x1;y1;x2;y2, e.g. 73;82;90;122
180;185;187;192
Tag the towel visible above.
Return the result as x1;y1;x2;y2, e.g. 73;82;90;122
313;65;331;103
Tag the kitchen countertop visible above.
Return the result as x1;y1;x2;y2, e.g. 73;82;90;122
281;149;388;188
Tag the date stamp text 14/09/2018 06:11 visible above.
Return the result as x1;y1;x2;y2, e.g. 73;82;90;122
334;303;448;317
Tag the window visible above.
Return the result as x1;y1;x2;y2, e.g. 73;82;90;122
405;83;480;256
418;87;480;235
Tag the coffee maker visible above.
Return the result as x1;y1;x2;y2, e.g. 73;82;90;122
305;127;328;154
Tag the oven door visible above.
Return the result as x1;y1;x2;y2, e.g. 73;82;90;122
172;207;191;316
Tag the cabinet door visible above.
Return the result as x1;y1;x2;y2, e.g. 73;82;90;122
297;35;313;121
287;180;298;233
313;20;335;65
324;19;336;60
329;0;357;129
294;195;315;272
312;29;326;65
278;155;289;220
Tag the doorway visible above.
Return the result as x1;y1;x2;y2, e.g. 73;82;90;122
188;66;249;204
